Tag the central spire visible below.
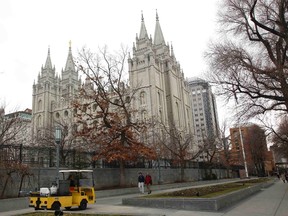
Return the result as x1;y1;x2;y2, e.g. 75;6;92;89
154;9;165;45
64;41;75;72
139;11;148;40
44;46;53;69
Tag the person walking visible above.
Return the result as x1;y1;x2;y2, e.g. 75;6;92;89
145;173;152;194
281;173;286;183
138;172;145;193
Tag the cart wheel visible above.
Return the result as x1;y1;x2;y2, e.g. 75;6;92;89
51;201;61;210
79;200;87;210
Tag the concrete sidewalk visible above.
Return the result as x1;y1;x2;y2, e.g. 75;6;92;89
219;179;288;216
2;178;287;216
95;179;288;216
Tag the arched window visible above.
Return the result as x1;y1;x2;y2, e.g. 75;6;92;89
64;110;69;117
140;91;146;105
158;92;162;106
125;96;131;103
37;115;42;127
114;99;119;105
141;110;147;122
159;110;163;122
176;102;180;126
92;104;97;112
38;100;42;111
73;108;77;116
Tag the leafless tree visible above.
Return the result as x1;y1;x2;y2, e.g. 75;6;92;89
33;119;84;168
271;115;288;158
0;106;34;197
245;124;267;176
74;46;155;186
0;106;29;147
217;119;233;170
155;119;200;182
205;0;288;119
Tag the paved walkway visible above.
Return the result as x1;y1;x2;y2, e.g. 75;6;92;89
2;179;288;216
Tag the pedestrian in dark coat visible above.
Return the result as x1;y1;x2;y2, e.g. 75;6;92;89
138;172;145;193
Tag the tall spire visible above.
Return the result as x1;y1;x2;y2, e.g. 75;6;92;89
139;11;148;40
154;9;165;45
64;40;75;72
44;46;53;69
171;42;175;58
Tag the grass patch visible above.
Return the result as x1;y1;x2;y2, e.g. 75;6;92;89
22;213;130;216
147;178;270;198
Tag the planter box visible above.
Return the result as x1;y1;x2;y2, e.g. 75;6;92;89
122;181;274;211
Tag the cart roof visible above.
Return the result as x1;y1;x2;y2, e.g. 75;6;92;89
59;169;93;173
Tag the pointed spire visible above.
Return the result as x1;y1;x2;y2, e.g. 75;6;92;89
154;9;165;45
171;42;175;57
139;11;148;39
156;9;159;21
44;46;53;69
64;40;75;72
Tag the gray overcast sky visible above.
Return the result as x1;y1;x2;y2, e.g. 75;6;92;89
0;0;220;113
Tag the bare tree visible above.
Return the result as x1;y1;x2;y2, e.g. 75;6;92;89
0;106;34;197
245;124;267;176
205;0;288;119
271;115;288;158
0;107;29;147
74;46;156;186
33;119;84;168
155;120;199;182
217;119;233;171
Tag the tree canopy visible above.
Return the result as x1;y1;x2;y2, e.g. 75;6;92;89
205;0;288;119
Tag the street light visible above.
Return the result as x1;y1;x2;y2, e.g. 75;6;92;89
156;148;163;184
55;126;61;187
238;127;249;178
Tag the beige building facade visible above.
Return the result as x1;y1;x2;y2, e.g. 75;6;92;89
128;12;193;137
31;45;81;139
31;12;195;159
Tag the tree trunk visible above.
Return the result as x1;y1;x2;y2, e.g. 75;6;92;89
180;163;185;182
18;174;25;197
1;175;11;198
119;160;125;186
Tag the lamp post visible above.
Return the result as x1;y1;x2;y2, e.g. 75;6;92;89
238;126;249;178
55;126;61;187
156;148;162;184
196;159;200;181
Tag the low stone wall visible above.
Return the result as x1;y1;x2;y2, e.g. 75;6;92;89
0;167;233;198
122;181;274;211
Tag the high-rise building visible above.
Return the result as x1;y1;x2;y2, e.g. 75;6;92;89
188;77;220;158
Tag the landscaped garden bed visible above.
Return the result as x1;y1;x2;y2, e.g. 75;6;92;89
22;213;130;216
149;178;270;198
122;178;274;211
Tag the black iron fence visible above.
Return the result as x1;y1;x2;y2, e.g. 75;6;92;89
0;144;236;171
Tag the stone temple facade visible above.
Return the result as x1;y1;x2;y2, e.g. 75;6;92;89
128;12;194;146
31;12;195;155
31;44;81;139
